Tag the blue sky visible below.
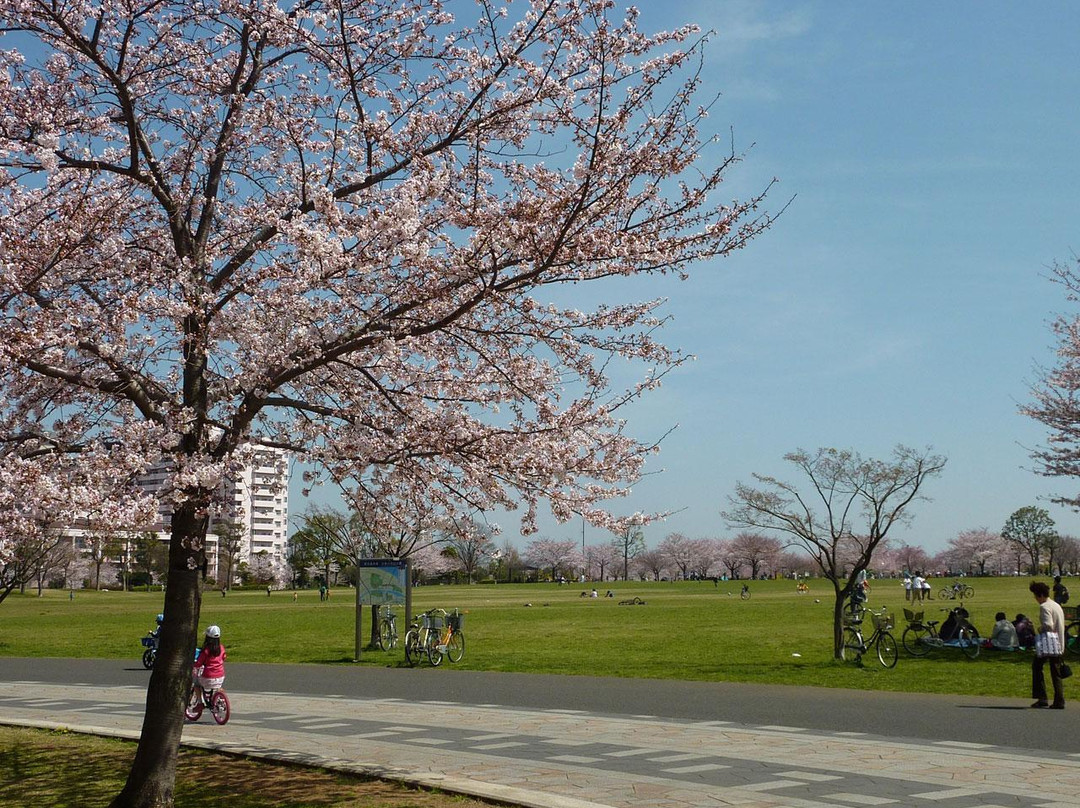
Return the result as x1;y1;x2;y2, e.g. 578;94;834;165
295;2;1080;552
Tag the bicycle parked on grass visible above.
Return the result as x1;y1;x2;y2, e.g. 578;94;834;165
938;580;974;601
1064;606;1080;655
404;608;465;667
901;607;980;659
376;605;399;651
840;605;898;668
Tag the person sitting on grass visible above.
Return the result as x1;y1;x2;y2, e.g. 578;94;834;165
990;611;1020;650
1014;613;1037;649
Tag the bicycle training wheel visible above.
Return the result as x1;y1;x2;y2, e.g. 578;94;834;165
876;631;898;668
210;690;231;725
184;687;203;721
958;627;981;659
1066;622;1080;655
446;631;465;663
902;625;930;656
142;649;155;670
404;629;422;667
840;627;862;662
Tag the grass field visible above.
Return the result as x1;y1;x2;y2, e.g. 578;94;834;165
0;576;1060;698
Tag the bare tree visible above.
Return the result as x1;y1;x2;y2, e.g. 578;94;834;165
724;446;946;659
612;523;646;581
442;520;496;584
214;520;245;592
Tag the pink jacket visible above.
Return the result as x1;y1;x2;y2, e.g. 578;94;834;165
194;644;227;679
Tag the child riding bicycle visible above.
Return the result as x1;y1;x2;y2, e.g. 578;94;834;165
192;625;227;703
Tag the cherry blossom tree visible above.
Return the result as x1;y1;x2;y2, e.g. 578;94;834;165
658;532;695;579
724;446;946;658
730;531;782;580
944;528;1004;576
634;546;667;580
585;541;619;581
688;537;722;579
0;2;773;804
525;537;580;581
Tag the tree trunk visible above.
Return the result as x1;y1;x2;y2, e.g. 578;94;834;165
110;503;206;808
832;584;846;659
369;603;380;648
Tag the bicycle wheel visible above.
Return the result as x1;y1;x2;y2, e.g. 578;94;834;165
377;620;395;651
740;589;751;600
1065;622;1080;655
210;690;231;725
902;625;931;656
446;631;465;663
404;629;422;667
840;627;862;662
962;585;974;599
938;588;952;601
958;627;981;659
876;631;898;668
426;631;444;667
142;649;155;669
184;686;203;721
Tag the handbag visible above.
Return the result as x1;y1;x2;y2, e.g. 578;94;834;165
1036;631;1064;657
1061;663;1073;679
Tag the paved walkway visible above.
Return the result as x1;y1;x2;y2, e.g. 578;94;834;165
3;676;1080;808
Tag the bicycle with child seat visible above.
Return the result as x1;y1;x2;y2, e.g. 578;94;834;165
901;606;980;658
184;678;230;725
840;605;898;668
376;605;399;651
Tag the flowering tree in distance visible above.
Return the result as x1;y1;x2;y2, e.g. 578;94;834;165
724;446;946;658
0;2;773;804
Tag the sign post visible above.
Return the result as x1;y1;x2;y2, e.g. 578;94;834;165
353;559;408;662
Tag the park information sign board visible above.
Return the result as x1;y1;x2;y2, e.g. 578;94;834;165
356;559;407;605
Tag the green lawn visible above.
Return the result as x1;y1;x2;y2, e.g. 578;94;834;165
0;576;1056;698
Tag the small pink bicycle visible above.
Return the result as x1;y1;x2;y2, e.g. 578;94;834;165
184;678;230;725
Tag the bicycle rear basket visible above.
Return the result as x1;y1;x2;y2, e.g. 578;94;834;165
872;612;894;631
447;610;464;631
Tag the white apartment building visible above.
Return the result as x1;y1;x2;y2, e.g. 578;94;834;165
138;445;291;581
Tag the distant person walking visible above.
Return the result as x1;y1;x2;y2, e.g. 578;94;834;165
1029;580;1066;709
